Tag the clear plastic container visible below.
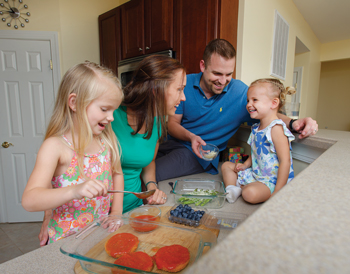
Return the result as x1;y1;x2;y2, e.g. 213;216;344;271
165;204;208;227
172;179;226;209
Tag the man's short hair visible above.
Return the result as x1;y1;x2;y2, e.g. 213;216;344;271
202;39;236;67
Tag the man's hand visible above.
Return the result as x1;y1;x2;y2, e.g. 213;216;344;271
190;135;206;158
292;117;318;139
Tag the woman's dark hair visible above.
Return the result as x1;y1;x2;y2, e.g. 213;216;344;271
122;55;185;140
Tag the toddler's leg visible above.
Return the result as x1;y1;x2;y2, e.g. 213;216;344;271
221;162;242;203
241;182;271;204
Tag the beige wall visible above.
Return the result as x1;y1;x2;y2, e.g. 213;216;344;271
316;59;350;131
320;39;350;62
0;0;128;75
237;0;321;119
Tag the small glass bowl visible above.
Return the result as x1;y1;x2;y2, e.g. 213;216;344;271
199;144;219;161
127;205;161;232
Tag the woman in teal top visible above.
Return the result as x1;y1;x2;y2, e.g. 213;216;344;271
111;55;186;213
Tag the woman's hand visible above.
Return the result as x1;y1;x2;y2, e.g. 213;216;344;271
146;189;167;205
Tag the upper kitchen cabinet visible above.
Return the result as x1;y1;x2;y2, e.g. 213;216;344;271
121;0;173;59
98;7;121;74
174;0;239;75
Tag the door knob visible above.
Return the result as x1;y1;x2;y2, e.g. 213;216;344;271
146;46;150;50
138;48;142;51
2;142;14;148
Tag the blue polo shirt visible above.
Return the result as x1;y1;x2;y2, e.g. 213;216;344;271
169;72;253;174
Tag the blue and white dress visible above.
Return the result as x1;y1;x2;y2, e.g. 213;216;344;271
237;119;295;193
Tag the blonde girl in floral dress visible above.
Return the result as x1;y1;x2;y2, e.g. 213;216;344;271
222;78;296;204
22;62;124;243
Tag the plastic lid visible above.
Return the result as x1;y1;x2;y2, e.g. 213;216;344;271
202;211;248;230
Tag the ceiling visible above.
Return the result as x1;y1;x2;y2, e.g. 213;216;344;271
293;0;350;44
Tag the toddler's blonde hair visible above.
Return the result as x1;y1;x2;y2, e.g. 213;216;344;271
45;61;123;176
250;78;296;110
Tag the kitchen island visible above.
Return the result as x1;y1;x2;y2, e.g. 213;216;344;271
1;129;349;273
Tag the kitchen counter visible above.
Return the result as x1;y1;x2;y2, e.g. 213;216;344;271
186;129;350;274
1;129;349;273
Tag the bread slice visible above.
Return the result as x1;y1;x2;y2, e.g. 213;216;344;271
153;244;190;272
105;233;139;258
113;251;153;272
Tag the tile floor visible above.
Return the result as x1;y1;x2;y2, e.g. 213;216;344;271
0;222;43;264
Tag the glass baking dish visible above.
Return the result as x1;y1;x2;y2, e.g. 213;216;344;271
172;179;226;209
60;214;217;274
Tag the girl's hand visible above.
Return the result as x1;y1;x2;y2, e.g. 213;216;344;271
100;215;123;233
73;179;108;200
234;163;246;172
146;189;167;205
38;212;51;246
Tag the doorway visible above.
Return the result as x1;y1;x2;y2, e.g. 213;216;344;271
0;30;60;222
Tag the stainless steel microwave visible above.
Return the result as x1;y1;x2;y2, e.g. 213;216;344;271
118;50;174;88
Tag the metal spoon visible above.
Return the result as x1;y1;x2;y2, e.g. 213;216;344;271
168;182;174;193
107;189;156;199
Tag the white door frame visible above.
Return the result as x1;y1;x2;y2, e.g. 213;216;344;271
0;30;60;223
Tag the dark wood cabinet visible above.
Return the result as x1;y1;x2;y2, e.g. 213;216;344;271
121;0;173;59
174;0;239;75
98;7;121;74
98;0;238;76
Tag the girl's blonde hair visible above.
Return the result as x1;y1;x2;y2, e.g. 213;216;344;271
45;61;123;176
250;78;296;110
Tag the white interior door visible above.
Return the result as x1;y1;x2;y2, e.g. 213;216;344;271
0;36;57;222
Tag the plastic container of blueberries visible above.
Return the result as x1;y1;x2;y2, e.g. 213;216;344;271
165;204;209;227
172;179;226;209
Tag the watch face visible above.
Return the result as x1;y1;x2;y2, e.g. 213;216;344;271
0;0;30;29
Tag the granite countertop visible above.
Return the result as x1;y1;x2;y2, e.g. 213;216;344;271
1;129;349;273
186;129;350;274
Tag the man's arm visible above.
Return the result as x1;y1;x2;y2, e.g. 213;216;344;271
167;114;205;158
277;113;318;139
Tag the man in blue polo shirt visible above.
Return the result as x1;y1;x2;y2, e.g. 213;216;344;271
156;39;318;182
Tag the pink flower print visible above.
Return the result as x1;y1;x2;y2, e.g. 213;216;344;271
72;220;80;227
66;166;76;178
89;157;99;164
48;227;56;238
74;201;81;208
58;221;72;233
69;207;75;214
77;212;94;228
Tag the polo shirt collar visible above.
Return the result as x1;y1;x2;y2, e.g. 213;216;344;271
193;72;230;98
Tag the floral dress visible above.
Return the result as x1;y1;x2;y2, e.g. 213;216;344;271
237;119;295;193
47;136;112;243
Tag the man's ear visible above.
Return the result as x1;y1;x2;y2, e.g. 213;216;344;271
68;93;77;112
199;60;206;73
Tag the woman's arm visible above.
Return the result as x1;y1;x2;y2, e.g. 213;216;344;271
271;125;291;195
141;142;167;205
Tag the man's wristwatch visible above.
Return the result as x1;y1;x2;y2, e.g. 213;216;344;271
145;181;158;188
289;119;297;133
